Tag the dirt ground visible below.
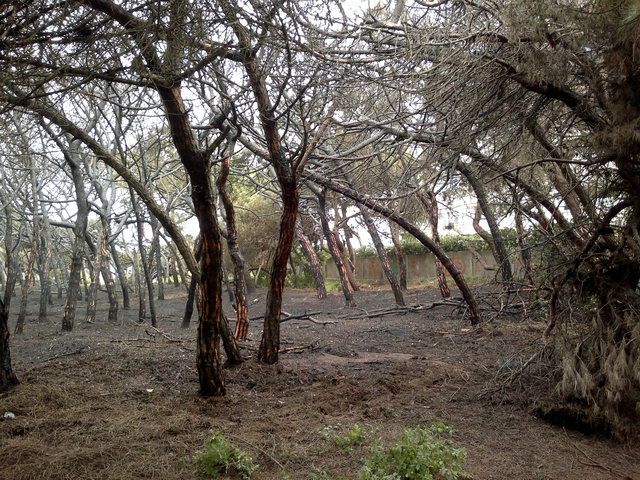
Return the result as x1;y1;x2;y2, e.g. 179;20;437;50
1;285;638;480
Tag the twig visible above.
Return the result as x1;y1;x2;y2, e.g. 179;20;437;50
565;430;635;479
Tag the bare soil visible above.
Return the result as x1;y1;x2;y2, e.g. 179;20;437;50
1;286;638;480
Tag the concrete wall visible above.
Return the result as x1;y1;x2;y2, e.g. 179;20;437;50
324;250;499;285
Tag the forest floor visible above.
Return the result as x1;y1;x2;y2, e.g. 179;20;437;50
0;285;638;480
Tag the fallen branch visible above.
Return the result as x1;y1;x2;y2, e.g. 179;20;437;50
337;301;464;320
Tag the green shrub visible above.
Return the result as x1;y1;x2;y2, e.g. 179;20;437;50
194;431;258;479
318;423;369;452
358;423;471;480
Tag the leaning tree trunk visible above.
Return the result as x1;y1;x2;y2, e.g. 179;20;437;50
358;205;404;306
307;172;482;325
457;162;513;283
417;192;450;298
295;223;327;299
317;190;356;307
514;195;534;287
389;221;408;289
216;137;250;340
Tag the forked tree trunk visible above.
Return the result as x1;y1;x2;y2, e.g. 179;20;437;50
389;221;408;289
358;205;405;305
62;145;89;332
295;223;327;299
418;192;451;298
317;190;356;307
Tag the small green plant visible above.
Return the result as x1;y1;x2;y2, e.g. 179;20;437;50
358;423;471;480
194;431;258;479
380;407;397;419
319;423;369;452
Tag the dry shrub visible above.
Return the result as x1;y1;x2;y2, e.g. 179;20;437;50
555;292;640;439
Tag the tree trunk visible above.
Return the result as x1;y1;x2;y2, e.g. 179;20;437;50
307;171;482;325
182;236;202;329
417;192;451;298
317;190;356;307
110;242;130;310
84;250;100;324
130;188;156;326
295;223;327;299
514;196;534;287
457;162;513;283
216;138;250;340
149;215;165;301
98;217;118;323
62;146;89;332
15;236;38;335
132;250;146;322
0;299;19;393
389;221;408;289
358;205;405;305
258;179;300;364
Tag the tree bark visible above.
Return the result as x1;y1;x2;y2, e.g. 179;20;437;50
15;236;38;334
358;205;405;305
61;141;89;332
130;188;156;326
317;190;356;307
417;192;450;298
456;162;513;283
295;223;327;299
389;221;408;289
110;242;130;310
0;298;19;393
216;137;250;340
